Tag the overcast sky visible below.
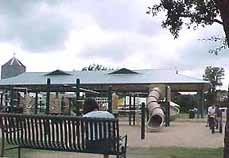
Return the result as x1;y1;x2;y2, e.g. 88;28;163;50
0;0;229;89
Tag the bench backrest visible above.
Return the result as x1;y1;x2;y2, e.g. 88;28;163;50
0;113;120;154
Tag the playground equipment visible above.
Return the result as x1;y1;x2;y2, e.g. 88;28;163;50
49;95;70;114
147;87;180;131
49;95;61;114
147;87;164;131
170;101;180;121
19;94;35;114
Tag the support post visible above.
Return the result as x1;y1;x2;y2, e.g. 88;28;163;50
133;95;136;126
76;78;80;116
10;88;14;107
129;95;132;126
16;91;19;108
0;93;3;106
4;93;8;107
108;86;112;113
46;78;51;114
141;102;145;139
35;92;38;114
39;99;42;113
196;92;201;119
165;86;170;127
200;90;204;118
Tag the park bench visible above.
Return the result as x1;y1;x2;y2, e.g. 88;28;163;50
0;113;127;158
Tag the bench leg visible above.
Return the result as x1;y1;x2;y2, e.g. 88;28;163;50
18;147;21;158
104;154;109;158
116;154;126;158
0;135;5;157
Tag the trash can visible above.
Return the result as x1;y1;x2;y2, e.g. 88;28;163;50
189;110;195;119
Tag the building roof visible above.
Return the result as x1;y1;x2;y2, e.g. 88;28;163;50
0;69;210;92
2;57;25;68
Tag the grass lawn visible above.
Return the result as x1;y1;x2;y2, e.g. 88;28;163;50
128;147;223;158
1;143;223;158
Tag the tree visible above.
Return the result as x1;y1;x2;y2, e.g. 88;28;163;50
203;66;225;92
147;2;229;156
147;0;229;47
176;94;195;113
82;64;114;71
203;66;225;106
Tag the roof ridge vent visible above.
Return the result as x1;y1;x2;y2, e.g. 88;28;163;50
109;68;138;74
45;69;71;76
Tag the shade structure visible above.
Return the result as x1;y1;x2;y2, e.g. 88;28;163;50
0;69;210;93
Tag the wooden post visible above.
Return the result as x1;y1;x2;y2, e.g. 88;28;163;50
108;86;112;113
46;78;51;114
76;78;80;116
35;92;38;114
141;102;145;139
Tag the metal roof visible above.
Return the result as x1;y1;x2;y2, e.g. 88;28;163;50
0;69;210;92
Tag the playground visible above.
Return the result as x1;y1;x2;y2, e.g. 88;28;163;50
0;68;222;158
0;118;224;158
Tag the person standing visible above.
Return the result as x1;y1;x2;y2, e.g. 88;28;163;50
208;105;216;133
215;105;223;133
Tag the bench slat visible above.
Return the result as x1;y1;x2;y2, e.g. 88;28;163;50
35;117;40;148
79;119;83;151
68;120;72;150
64;119;69;150
38;119;44;148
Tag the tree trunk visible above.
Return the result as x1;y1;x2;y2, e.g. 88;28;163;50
225;83;229;158
224;65;229;153
216;0;229;47
222;3;229;157
221;10;229;47
215;1;229;157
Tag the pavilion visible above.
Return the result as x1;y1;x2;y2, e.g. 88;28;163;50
0;68;210;119
0;68;209;92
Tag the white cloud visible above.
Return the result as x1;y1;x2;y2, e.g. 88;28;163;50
0;0;229;89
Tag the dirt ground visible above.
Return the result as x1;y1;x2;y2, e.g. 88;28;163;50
9;119;224;158
120;120;224;148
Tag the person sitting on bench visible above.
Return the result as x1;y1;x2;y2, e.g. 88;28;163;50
83;98;115;158
83;98;114;118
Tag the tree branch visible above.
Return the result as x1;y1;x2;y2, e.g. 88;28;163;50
213;19;224;25
179;13;223;25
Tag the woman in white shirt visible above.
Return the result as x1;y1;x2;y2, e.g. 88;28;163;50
208;105;216;133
